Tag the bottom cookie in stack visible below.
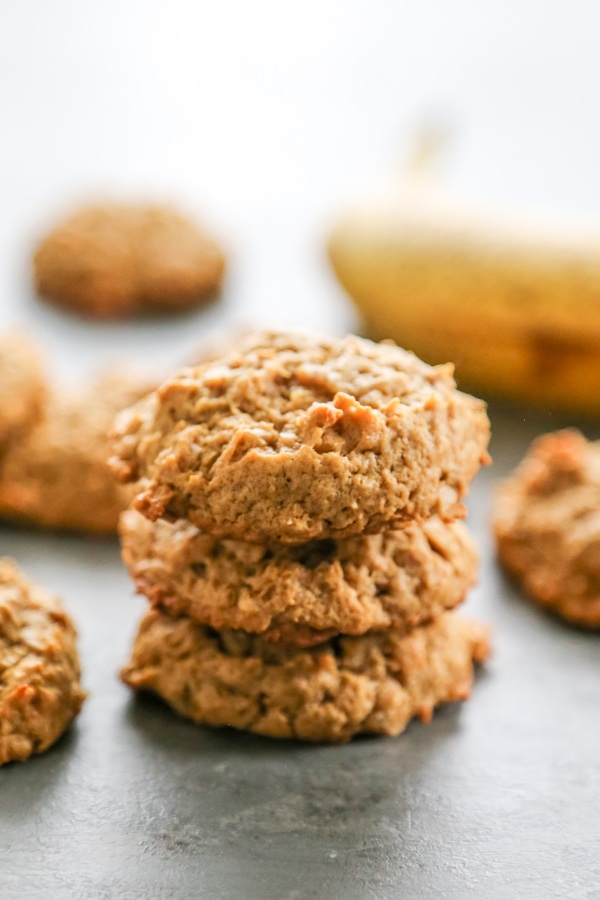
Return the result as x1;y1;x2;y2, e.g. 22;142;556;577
121;610;489;744
120;511;490;743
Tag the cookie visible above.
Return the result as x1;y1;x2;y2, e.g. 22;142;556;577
33;203;226;318
493;429;600;627
0;370;150;534
0;332;45;446
121;609;489;743
0;559;86;765
120;509;478;646
110;330;490;543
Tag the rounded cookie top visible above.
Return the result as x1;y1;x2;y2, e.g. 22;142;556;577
0;558;86;765
493;429;600;628
0;332;46;447
33;203;226;319
110;330;490;543
121;609;490;743
0;370;151;534
120;510;478;645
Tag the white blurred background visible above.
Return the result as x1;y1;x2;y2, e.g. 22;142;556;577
1;0;600;376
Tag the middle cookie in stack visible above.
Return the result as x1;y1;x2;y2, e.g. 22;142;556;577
112;330;491;743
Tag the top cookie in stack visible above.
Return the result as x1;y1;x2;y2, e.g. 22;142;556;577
112;330;491;743
110;330;490;544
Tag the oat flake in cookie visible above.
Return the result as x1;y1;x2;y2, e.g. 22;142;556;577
494;429;600;628
0;559;86;765
121;610;489;744
110;331;490;544
120;509;479;646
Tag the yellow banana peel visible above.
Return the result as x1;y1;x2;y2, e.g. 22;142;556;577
328;179;600;415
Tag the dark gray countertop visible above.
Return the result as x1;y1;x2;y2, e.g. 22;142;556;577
1;400;599;900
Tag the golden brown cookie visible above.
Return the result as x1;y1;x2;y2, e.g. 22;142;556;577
494;429;600;627
0;332;45;446
121;610;489;743
110;330;490;543
33;203;226;318
0;370;151;534
0;559;86;765
120;510;478;646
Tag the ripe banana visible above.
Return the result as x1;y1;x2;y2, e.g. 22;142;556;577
327;178;600;415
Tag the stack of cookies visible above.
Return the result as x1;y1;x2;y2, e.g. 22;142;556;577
111;331;491;743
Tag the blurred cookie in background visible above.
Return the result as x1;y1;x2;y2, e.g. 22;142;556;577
0;369;152;534
33;202;226;319
493;429;600;628
0;332;46;447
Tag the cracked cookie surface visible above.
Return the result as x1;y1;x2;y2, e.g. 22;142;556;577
121;509;478;645
121;610;489;743
33;203;226;318
0;559;86;765
0;370;151;533
111;330;490;543
494;429;600;627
